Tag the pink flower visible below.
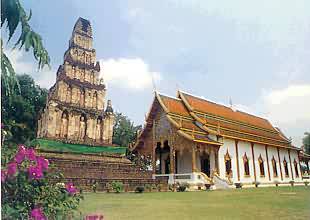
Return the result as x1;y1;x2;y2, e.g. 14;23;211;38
28;166;43;180
15;146;27;164
26;148;36;161
36;157;49;171
1;170;7;182
7;162;17;176
65;182;77;195
30;207;46;220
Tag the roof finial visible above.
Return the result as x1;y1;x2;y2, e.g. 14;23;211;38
151;75;157;92
229;97;233;109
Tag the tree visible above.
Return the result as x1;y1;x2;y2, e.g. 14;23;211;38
303;132;310;154
112;112;141;148
112;113;151;170
1;74;48;144
1;0;50;97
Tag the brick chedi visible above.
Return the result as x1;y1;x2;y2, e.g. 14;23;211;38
37;17;114;146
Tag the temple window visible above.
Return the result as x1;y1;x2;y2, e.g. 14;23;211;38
283;158;289;177
258;154;265;177
272;157;278;177
243;153;250;176
294;159;299;177
224;150;232;177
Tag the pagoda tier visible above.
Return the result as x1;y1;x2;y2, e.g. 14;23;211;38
37;17;115;146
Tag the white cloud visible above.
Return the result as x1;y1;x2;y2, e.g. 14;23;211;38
4;47;56;89
227;84;310;147
99;58;161;90
262;85;310;124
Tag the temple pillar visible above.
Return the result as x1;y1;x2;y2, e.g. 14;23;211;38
170;146;175;174
277;147;283;181
251;143;257;182
152;121;156;175
192;146;197;172
152;143;156;175
288;149;294;181
215;147;219;175
265;145;271;181
235;140;240;181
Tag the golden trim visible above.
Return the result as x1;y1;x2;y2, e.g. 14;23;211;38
221;134;293;149
193;139;222;145
166;115;181;129
203;121;289;145
155;92;169;113
168;107;290;147
195;110;279;135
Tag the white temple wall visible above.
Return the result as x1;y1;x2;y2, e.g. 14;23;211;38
253;143;269;183
219;138;238;182
266;146;281;182
290;150;302;182
238;140;255;183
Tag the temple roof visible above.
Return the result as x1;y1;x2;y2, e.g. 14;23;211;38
133;90;295;151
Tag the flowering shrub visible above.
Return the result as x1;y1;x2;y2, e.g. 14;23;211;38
1;145;83;219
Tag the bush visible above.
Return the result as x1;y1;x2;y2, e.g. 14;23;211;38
235;182;243;189
197;183;204;190
111;181;123;193
177;183;189;192
157;184;162;192
289;180;294;186
252;181;260;187
1;144;82;219
169;183;177;192
205;183;212;190
151;184;157;191
135;186;145;193
145;184;151;192
92;181;98;193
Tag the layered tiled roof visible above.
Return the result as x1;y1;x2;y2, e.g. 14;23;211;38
177;91;291;147
133;90;294;151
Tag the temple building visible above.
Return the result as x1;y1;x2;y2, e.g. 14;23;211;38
132;91;303;187
37;17;114;146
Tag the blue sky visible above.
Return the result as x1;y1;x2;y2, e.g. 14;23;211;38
4;0;310;147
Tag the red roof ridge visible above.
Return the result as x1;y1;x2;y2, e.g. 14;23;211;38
179;90;273;126
157;91;182;101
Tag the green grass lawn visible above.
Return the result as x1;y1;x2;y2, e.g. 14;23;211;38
79;186;310;220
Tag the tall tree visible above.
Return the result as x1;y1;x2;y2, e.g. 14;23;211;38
112;112;141;147
1;0;50;97
1;74;48;144
112;112;151;170
303;132;310;154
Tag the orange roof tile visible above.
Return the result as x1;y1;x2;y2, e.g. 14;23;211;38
158;94;190;117
180;92;275;131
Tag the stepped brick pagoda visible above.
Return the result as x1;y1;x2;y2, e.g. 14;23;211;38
34;18;166;192
37;17;114;146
